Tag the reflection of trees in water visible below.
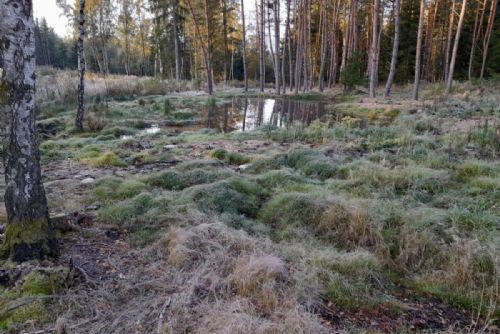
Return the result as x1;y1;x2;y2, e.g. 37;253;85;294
204;98;326;132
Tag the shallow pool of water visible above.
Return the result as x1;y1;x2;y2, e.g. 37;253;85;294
203;98;328;132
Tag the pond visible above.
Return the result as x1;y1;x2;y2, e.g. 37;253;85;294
202;98;328;132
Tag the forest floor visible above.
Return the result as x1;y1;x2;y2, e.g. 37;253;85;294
0;80;499;333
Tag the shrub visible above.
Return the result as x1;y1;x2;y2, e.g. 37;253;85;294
340;52;366;92
163;98;174;114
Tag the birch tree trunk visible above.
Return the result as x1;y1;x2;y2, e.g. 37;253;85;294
413;0;426;100
444;0;455;81
0;0;57;261
384;0;401;98
76;0;86;130
241;0;248;91
445;0;467;94
369;0;381;98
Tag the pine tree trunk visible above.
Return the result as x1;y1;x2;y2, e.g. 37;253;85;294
222;0;228;85
318;0;328;92
241;0;248;91
413;0;426;100
384;0;401;98
76;0;86;131
445;0;467;94
204;0;214;94
468;0;485;81
173;0;181;82
262;0;266;92
369;0;380;98
186;0;214;94
274;0;281;94
480;0;497;80
0;0;57;262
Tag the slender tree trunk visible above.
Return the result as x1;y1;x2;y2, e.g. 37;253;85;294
288;0;294;91
468;0;486;80
204;0;214;94
76;0;86;130
369;0;380;98
186;0;214;94
0;0;57;262
274;0;281;94
413;0;426;100
258;0;266;92
294;0;304;94
384;0;401;98
480;0;497;80
282;0;290;93
173;0;181;82
444;0;455;81
318;0;328;92
222;0;229;85
123;0;131;75
241;0;248;91
445;0;467;94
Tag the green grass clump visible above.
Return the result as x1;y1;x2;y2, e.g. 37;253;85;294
147;169;230;190
456;160;497;180
93;178;147;202
246;154;287;174
81;151;127;167
98;192;155;226
210;148;250;165
189;178;264;217
286;148;339;180
260;192;325;227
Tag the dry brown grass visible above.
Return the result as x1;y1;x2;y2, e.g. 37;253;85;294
36;67;201;103
316;199;383;250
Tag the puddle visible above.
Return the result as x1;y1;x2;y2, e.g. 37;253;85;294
203;98;328;132
121;124;161;140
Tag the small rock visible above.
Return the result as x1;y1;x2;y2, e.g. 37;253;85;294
80;177;95;185
85;203;101;211
164;144;178;150
237;164;251;172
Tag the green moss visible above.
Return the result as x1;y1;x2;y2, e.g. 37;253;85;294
0;300;48;330
21;267;69;296
1;220;52;260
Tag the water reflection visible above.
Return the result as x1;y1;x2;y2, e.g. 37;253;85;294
204;98;327;132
